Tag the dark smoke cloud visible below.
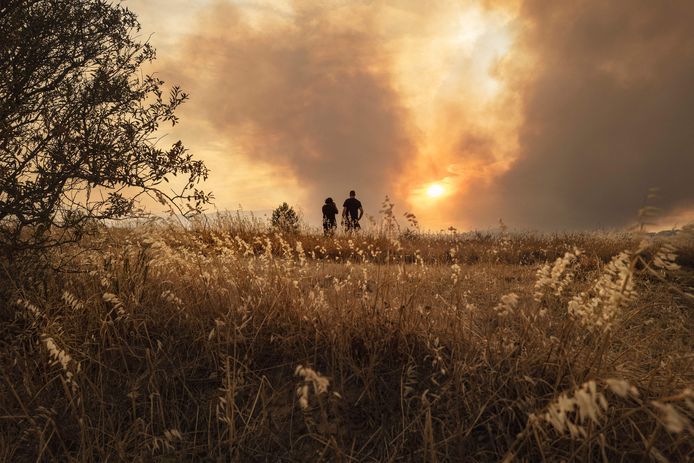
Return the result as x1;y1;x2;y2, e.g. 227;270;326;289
465;0;694;229
162;1;417;221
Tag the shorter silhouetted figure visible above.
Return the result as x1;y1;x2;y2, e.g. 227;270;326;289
342;190;363;232
322;197;338;236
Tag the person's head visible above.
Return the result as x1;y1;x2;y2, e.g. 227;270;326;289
325;197;333;204
349;190;356;198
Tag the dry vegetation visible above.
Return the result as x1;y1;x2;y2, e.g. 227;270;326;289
1;216;693;462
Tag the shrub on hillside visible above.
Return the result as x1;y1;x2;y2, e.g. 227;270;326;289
271;202;300;233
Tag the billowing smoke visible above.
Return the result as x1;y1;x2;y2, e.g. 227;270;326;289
155;0;694;229
161;1;417;222
461;0;694;229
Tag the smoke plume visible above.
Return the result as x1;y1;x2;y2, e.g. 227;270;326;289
157;0;694;229
461;0;694;229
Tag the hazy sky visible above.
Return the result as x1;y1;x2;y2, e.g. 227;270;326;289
126;0;694;230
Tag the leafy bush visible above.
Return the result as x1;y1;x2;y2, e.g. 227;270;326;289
0;0;210;256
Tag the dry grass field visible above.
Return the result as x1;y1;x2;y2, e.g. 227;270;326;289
1;217;693;462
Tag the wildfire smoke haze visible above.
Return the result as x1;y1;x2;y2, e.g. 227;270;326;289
130;0;694;230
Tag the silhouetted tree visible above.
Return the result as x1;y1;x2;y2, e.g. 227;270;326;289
271;203;300;233
0;0;210;256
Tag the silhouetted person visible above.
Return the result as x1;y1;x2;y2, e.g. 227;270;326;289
322;197;338;236
342;190;363;231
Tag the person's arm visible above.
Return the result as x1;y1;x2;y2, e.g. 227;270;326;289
358;206;364;221
342;206;347;219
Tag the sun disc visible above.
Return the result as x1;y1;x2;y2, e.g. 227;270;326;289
427;183;445;198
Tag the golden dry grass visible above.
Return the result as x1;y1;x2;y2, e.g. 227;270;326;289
1;219;693;462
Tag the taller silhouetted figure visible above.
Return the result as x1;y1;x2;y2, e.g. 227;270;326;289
342;190;363;231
